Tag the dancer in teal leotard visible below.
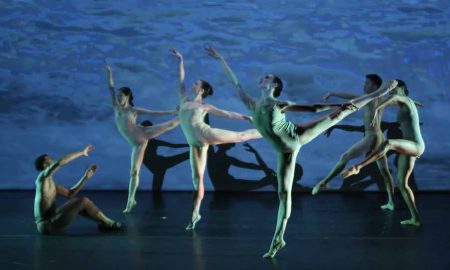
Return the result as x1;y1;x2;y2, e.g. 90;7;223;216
206;45;398;258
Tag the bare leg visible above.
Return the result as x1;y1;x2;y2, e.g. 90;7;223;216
397;155;421;226
376;156;395;211
142;118;180;140
343;139;424;178
298;81;397;146
205;128;261;145
312;138;369;195
186;145;209;230
38;197;120;234
124;143;147;213
263;151;298;258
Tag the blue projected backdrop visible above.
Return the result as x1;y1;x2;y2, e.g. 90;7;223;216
1;0;449;191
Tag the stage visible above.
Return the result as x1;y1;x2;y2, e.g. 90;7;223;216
1;191;449;270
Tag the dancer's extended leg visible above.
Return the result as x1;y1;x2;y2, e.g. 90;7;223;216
124;143;147;213
43;197;119;233
312;138;370;195
298;88;392;146
143;118;179;140
263;151;298;258
205;128;261;145
186;145;209;230
343;139;425;178
376;156;395;210
397;155;421;226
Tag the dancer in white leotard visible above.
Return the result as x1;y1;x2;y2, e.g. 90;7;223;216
206;45;398;258
104;61;180;213
169;48;262;230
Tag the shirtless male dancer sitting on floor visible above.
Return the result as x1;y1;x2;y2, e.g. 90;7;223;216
34;144;123;234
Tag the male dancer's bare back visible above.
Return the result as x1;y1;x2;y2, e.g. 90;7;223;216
34;145;122;234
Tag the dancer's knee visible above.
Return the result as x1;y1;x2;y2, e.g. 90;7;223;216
130;167;140;178
80;196;93;206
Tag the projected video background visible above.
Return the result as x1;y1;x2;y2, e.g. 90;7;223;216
1;0;449;191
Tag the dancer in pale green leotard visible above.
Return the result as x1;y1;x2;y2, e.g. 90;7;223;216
169;48;262;230
206;45;398;258
343;80;425;227
104;62;180;213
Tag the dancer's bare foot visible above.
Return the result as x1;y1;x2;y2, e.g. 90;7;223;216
342;165;360;178
400;218;421;227
380;202;394;211
312;181;328;196
123;200;137;214
185;213;201;230
98;221;124;232
263;239;286;259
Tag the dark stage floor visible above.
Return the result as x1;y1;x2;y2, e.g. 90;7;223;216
1;191;449;270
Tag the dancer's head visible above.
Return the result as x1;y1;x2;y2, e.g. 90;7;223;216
141;120;153;127
259;74;283;97
117;87;134;107
392;79;409;96
35;154;53;171
191;80;213;99
364;74;382;93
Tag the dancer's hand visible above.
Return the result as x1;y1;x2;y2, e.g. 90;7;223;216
340;102;358;111
82;145;93;156
204;44;222;59
103;60;112;72
169;48;183;60
370;111;378;127
322;92;331;102
243;115;253;123
84;165;97;179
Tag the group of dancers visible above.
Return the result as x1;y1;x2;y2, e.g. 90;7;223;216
33;45;425;258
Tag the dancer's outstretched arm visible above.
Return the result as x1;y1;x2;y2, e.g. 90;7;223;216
104;61;118;107
42;145;93;177
56;165;97;198
323;92;359;102
133;107;178;116
169;48;188;103
204;104;252;121
371;95;406;126
205;45;256;110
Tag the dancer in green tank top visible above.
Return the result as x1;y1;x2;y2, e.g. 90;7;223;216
206;45;398;258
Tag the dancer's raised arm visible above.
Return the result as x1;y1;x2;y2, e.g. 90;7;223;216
169;48;188;103
104;61;118;107
42;145;93;177
205;45;256;110
56;165;97;198
371;94;406;126
204;104;252;122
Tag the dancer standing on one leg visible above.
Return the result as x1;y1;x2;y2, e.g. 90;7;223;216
205;45;398;258
104;61;180;213
169;48;262;230
343;80;425;227
311;74;395;211
34;145;123;234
